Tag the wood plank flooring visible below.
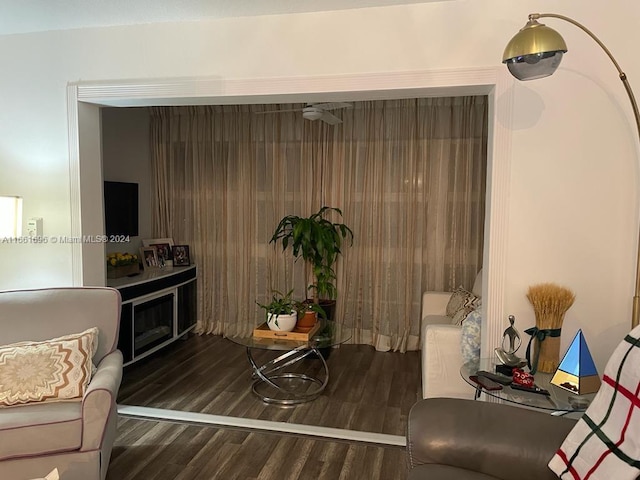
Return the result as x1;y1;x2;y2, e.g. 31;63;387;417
110;333;421;479
107;418;408;480
117;334;421;437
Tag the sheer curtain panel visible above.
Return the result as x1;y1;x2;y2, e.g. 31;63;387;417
150;97;487;351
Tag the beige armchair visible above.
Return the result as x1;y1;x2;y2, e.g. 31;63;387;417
0;287;123;480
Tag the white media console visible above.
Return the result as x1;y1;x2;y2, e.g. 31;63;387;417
107;265;197;366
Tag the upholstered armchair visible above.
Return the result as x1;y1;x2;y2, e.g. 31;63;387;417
407;398;576;480
0;287;123;480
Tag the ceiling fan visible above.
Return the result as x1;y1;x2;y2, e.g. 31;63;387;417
257;102;352;125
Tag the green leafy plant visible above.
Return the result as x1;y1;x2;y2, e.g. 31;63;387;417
256;288;296;315
270;206;353;303
256;289;327;328
298;300;328;320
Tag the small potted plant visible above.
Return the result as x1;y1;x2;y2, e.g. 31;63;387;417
296;301;328;333
256;289;298;332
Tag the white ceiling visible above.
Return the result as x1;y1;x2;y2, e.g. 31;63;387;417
0;0;448;36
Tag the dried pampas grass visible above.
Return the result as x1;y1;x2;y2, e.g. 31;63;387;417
526;283;576;373
526;283;576;328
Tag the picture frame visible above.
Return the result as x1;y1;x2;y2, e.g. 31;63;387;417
139;246;159;269
143;238;174;265
172;245;191;266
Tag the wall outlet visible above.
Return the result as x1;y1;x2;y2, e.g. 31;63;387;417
27;217;43;236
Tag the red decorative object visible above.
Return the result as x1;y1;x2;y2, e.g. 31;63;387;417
512;368;535;387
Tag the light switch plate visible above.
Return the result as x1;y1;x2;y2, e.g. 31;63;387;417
27;217;43;236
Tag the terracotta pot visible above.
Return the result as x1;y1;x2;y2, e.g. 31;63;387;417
296;310;317;333
304;299;336;321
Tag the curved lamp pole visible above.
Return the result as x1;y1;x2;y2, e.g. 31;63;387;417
502;13;640;329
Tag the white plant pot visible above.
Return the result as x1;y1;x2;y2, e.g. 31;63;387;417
266;312;298;332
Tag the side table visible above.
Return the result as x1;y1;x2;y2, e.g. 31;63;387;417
460;358;595;415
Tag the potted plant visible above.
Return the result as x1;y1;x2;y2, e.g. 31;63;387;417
296;301;329;332
256;289;328;332
256;289;298;332
270;206;353;318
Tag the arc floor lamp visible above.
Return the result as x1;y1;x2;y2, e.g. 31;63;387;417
502;13;640;329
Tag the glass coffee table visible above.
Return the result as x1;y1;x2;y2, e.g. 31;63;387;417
227;319;351;406
461;358;596;415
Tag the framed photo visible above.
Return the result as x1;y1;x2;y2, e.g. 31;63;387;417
172;245;191;266
139;246;159;269
143;238;174;265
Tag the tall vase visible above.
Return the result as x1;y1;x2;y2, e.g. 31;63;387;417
534;315;564;374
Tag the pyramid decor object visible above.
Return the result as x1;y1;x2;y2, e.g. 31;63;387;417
551;329;602;395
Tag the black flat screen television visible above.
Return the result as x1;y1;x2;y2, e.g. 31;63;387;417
104;181;139;236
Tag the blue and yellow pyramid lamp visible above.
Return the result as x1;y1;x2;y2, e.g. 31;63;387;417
551;329;601;395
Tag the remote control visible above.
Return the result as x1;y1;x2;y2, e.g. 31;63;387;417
510;383;550;396
469;375;503;391
476;370;513;385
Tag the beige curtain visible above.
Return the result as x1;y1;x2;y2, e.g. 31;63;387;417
150;97;487;351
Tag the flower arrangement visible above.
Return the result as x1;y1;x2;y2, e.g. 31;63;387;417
106;252;138;267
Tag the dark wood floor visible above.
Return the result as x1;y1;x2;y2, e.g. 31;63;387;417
117;334;421;436
109;334;421;479
107;417;408;480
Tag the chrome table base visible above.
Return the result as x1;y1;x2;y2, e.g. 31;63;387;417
246;345;329;405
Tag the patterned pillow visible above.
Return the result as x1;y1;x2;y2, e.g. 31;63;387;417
451;305;475;326
460;308;482;363
446;287;479;318
548;324;640;479
0;327;98;407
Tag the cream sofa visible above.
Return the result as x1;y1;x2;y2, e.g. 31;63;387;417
421;271;482;399
0;287;123;480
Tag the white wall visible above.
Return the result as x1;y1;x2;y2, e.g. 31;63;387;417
0;0;638;370
102;107;152;256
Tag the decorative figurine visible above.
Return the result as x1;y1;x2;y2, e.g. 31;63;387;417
494;315;527;368
551;329;601;395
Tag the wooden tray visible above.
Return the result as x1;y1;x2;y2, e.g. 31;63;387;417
107;263;140;279
253;321;321;341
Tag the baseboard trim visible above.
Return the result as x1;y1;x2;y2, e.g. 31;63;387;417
118;404;406;447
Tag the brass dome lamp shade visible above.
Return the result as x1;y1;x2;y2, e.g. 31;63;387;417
503;13;640;329
502;17;567;80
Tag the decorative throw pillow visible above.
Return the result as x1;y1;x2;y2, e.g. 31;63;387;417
460;308;482;363
451;305;474;326
446;287;479;318
548;324;640;479
0;327;98;407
